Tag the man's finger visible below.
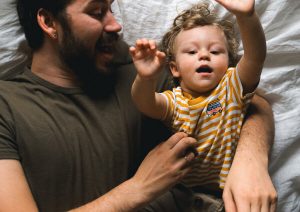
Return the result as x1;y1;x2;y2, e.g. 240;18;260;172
250;201;261;212
269;199;277;212
235;199;250;212
180;151;197;169
172;136;197;157
163;132;187;149
261;198;269;212
184;151;196;163
223;189;236;212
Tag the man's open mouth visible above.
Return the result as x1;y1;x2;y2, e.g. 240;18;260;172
97;45;114;54
196;66;212;73
96;32;119;54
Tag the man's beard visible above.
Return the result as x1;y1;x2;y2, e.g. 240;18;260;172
58;17;120;98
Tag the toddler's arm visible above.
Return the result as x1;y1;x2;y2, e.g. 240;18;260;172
130;39;168;120
216;0;266;94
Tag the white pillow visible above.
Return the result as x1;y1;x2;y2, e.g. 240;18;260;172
0;0;31;79
112;0;230;46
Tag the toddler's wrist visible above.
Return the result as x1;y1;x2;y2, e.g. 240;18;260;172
235;9;256;19
136;73;158;82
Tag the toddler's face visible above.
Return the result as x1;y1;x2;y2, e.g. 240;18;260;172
170;25;229;97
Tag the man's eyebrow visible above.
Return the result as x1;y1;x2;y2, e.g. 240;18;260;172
84;0;103;8
87;0;100;5
83;0;112;10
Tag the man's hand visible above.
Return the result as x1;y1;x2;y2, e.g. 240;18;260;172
223;95;277;212
223;147;277;212
129;39;166;80
131;132;197;202
71;132;197;211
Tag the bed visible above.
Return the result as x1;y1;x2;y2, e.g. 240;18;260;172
1;0;300;211
112;1;300;211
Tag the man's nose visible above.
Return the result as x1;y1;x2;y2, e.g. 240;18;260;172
103;11;122;33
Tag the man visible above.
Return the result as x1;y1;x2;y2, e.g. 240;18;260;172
0;0;276;211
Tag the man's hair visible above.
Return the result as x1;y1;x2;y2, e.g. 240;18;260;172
161;3;239;68
17;0;74;50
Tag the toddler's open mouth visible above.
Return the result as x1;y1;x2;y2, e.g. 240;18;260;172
196;66;212;73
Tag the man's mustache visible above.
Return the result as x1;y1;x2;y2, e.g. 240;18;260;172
96;32;119;49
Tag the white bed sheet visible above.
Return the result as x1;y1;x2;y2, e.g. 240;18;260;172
0;0;299;211
0;0;31;79
112;0;300;211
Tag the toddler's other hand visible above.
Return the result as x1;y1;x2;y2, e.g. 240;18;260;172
214;0;255;17
129;39;166;80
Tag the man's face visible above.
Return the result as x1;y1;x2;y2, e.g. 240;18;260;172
57;0;122;81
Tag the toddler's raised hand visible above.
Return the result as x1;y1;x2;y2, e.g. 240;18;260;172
215;0;255;17
130;39;166;80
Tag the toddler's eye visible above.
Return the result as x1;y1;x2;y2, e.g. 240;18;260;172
188;50;197;55
211;51;220;55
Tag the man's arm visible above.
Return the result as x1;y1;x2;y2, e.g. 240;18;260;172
223;95;277;212
0;160;38;211
0;133;196;212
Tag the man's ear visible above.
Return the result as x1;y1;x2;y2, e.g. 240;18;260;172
37;8;58;39
169;61;180;78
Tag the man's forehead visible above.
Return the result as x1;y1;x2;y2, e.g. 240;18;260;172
69;0;113;10
79;0;113;5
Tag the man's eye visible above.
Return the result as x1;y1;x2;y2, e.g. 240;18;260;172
90;8;107;19
91;11;104;18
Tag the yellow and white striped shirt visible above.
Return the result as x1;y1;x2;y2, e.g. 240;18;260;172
160;67;254;188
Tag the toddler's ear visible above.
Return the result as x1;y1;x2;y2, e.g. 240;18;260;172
170;61;180;77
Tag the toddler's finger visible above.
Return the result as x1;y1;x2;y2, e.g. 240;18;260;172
148;40;157;50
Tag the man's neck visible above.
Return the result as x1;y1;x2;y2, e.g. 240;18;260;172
31;48;80;88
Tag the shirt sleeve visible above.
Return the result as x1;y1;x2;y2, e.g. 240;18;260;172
0;95;19;160
228;67;255;106
158;90;175;122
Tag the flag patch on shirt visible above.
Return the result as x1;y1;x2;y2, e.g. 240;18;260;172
206;99;223;117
